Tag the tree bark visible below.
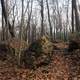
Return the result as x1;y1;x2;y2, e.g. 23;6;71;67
25;0;33;43
74;0;80;32
40;0;44;37
46;0;53;41
1;0;15;37
1;11;5;40
72;0;75;33
72;0;80;32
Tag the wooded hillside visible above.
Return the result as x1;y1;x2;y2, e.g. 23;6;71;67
0;0;80;80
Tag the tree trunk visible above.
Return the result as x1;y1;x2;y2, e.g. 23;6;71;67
19;0;24;39
46;0;53;41
41;0;44;37
72;0;80;32
1;0;15;37
1;11;5;40
74;0;80;32
72;0;75;33
25;0;33;43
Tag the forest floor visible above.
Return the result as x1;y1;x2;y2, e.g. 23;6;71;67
0;42;80;80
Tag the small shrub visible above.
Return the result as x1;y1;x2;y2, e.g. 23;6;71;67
21;36;54;69
7;38;29;66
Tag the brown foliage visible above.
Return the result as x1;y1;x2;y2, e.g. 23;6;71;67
0;39;80;80
7;38;28;50
21;36;54;69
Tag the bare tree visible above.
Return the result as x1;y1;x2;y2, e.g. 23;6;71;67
25;0;33;43
1;9;5;40
55;0;62;39
1;0;15;37
12;0;16;36
46;0;53;40
37;0;44;37
72;0;80;33
72;0;75;33
64;0;69;40
19;0;24;39
74;0;80;32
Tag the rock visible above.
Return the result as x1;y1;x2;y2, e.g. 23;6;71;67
68;40;80;52
68;32;80;52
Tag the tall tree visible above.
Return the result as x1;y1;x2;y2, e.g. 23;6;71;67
1;9;5;40
40;0;44;37
46;0;53;40
72;0;80;32
72;0;74;33
64;0;69;40
74;0;80;32
19;0;24;39
18;0;24;66
1;0;15;37
25;0;33;43
56;0;62;39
